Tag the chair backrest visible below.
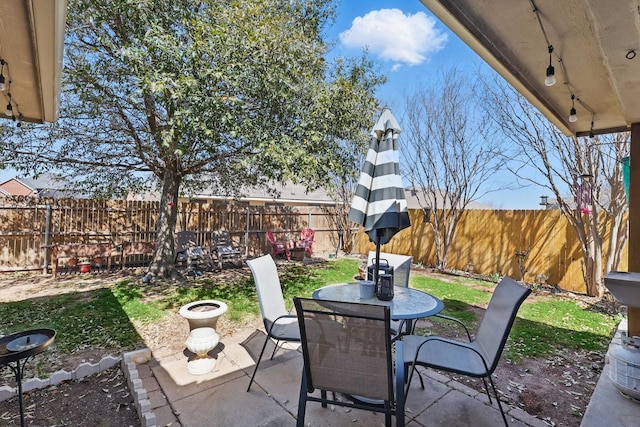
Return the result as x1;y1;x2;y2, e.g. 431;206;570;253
300;227;314;242
474;276;531;373
368;251;413;287
212;230;231;246
246;255;288;324
176;231;197;251
266;230;277;244
293;297;394;402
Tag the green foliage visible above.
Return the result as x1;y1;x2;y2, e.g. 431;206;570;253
1;0;386;273
410;274;617;361
0;261;618;375
9;0;385;198
0;289;143;353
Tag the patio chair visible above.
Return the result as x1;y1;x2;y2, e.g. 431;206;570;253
296;227;315;257
246;254;300;391
211;230;243;269
403;276;531;426
174;230;213;275
293;297;405;427
266;229;290;260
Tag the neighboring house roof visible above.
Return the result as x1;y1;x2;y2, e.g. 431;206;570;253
404;187;493;210
0;174;76;198
187;181;337;206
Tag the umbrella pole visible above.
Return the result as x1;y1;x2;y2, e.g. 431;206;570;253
374;236;382;286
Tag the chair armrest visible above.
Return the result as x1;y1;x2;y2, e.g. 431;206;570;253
414;336;491;373
265;314;298;335
434;314;472;341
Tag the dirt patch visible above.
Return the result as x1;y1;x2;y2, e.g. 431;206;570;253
0;365;140;426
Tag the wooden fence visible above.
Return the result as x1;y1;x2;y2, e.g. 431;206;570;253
0;197;341;274
0;197;628;293
353;209;628;294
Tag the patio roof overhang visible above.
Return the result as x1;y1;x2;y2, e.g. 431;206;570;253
0;0;67;124
421;0;640;137
418;0;640;335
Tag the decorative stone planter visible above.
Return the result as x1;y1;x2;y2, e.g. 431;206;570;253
185;327;219;375
179;300;227;375
179;300;228;331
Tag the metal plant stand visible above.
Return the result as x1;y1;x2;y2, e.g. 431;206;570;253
0;329;56;427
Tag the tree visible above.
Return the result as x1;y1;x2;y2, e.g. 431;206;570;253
402;68;503;269
2;0;384;277
323;150;364;255
481;76;629;297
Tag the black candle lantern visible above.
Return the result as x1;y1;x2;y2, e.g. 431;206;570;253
376;273;394;301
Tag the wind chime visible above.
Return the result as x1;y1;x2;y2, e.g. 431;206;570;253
577;174;593;214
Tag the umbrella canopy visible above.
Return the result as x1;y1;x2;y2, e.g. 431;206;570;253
348;108;411;248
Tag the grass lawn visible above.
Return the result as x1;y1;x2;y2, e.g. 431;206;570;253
0;258;621;374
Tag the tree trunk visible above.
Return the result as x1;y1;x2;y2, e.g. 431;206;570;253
148;169;182;278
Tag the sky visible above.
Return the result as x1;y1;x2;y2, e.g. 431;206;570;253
0;0;549;209
327;1;550;209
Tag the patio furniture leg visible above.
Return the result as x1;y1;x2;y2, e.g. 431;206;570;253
296;372;308;427
247;333;271;392
269;339;282;359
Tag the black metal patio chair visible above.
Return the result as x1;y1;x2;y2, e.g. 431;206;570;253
245;254;300;391
293;297;405;427
403;276;531;426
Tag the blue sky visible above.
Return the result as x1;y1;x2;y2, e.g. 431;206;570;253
1;1;548;209
329;1;549;209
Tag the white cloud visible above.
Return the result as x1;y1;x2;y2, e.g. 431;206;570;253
339;9;447;68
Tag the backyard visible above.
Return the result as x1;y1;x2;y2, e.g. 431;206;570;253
0;257;623;426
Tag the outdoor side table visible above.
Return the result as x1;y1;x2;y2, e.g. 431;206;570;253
0;328;56;427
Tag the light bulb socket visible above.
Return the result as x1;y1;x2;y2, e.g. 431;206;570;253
569;107;577;123
0;74;5;92
545;65;556;86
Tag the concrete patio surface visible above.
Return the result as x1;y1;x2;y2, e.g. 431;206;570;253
138;327;552;427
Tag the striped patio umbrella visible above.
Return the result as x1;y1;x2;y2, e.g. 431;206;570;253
348;108;410;279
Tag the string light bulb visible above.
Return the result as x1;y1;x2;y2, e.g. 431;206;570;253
545;45;556;86
569;94;577;123
0;59;5;92
6;92;13;117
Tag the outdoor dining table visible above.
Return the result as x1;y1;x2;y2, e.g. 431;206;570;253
311;282;443;405
312;282;444;334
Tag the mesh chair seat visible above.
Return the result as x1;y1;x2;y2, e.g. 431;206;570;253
264;317;300;340
402;335;488;377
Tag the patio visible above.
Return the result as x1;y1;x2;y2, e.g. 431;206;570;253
1;312;636;426
134;327;547;427
125;318;639;427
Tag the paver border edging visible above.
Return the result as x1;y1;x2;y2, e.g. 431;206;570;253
122;348;157;427
0;348;155;427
